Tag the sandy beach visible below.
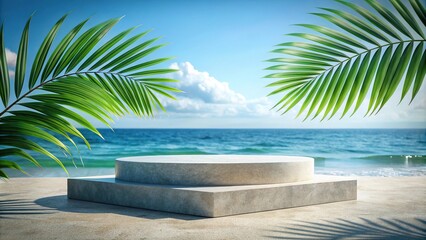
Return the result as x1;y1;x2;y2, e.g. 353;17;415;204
0;176;425;239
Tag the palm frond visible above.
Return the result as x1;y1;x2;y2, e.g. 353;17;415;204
0;15;180;178
266;0;426;120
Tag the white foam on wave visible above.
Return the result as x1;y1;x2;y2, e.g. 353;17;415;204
315;167;426;177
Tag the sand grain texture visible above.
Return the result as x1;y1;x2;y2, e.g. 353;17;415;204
1;177;425;239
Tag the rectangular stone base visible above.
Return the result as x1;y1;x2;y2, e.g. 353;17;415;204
68;175;357;217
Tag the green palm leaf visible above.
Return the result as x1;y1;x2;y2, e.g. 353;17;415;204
14;16;31;97
266;0;426;119
28;15;67;88
0;15;180;178
0;24;10;107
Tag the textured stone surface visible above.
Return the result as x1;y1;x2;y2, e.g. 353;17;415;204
68;177;215;217
68;175;356;217
115;155;314;186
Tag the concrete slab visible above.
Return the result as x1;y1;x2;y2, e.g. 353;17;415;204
116;155;314;186
68;175;356;217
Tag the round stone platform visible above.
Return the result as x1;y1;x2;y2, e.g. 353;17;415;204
115;155;314;186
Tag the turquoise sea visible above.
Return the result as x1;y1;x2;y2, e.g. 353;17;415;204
8;128;426;177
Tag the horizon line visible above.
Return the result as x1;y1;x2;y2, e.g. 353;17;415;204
87;127;426;130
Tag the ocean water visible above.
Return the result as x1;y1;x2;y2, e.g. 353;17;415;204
8;128;426;177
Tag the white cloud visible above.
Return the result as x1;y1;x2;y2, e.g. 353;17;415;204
9;70;14;78
164;62;274;117
171;62;245;104
5;48;17;67
413;91;426;110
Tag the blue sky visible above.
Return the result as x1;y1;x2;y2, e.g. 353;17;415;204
1;0;425;128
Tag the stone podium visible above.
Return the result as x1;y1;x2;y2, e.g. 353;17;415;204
68;155;357;217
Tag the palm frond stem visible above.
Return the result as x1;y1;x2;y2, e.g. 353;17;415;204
301;39;424;87
0;70;138;118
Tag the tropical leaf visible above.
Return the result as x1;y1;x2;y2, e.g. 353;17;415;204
0;24;10;107
28;15;67;88
266;0;426;119
0;15;180;178
14;16;32;97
